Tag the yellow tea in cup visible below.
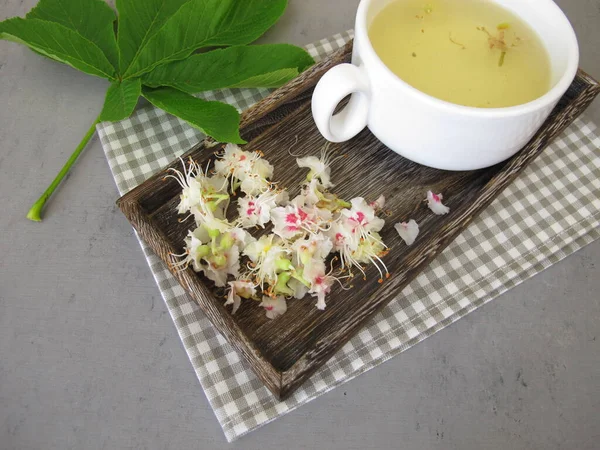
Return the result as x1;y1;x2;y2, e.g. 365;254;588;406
368;0;552;108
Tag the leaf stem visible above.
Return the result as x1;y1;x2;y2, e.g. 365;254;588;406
26;116;101;222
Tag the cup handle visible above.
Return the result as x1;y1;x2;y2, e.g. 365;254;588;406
311;63;370;142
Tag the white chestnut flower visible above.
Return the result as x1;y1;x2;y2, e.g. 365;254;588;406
227;227;255;251
291;232;333;266
288;277;309;299
251;157;274;180
239;171;271;196
270;205;313;240
171;141;393;318
214;144;253;180
237;189;287;229
225;280;256;314
170;227;210;272
303;258;342;310
215;144;274;196
426;191;450;215
394;220;419;245
260;296;287;319
341;197;385;235
190;202;232;232
299;178;322;206
370;195;385;211
350;232;390;283
243;235;292;288
297;155;333;189
296;143;345;189
203;244;240;287
165;158;229;215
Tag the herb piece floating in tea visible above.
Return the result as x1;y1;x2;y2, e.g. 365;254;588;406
169;143;391;318
498;50;507;67
0;0;314;221
449;32;466;50
478;23;520;67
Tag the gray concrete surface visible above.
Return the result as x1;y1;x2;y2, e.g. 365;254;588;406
1;1;599;449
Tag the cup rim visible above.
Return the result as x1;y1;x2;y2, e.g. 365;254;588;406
356;0;580;117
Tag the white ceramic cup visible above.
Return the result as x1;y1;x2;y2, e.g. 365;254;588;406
311;0;579;171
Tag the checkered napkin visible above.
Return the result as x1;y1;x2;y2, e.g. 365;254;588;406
97;31;600;442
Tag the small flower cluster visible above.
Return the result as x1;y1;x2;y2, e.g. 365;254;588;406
169;144;390;319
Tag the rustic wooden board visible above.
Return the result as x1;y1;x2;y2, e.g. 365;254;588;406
117;41;600;400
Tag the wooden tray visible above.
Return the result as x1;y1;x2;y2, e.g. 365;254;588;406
117;42;600;400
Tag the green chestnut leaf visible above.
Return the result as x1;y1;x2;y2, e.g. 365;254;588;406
0;0;314;221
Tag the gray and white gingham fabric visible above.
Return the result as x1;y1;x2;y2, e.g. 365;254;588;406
97;31;600;442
